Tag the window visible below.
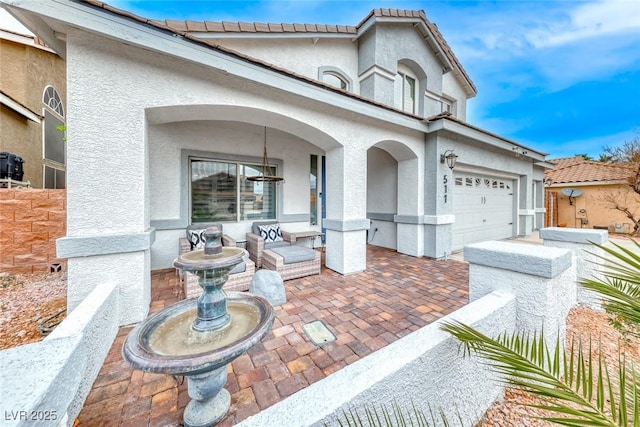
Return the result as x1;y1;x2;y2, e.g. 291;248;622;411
395;65;418;114
42;86;65;188
318;66;351;91
441;98;456;116
400;72;416;114
190;159;277;222
322;72;348;90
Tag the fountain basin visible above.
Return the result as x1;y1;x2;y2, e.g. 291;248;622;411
122;293;274;376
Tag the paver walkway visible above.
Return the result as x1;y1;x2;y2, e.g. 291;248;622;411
77;245;469;426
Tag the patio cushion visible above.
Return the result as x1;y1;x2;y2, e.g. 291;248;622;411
264;241;291;250
269;246;316;264
229;251;249;275
186;223;223;250
252;220;279;236
258;223;283;243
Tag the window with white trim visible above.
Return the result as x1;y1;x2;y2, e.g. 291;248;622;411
395;65;418;114
322;72;348;90
42;86;65;189
190;158;277;223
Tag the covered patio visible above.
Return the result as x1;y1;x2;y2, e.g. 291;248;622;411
78;246;469;426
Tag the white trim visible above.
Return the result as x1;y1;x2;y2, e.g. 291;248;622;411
423;214;455;225
0;28;56;53
428;119;547;160
454;165;519;181
518;209;535;216
358;65;396;82
0;92;42;122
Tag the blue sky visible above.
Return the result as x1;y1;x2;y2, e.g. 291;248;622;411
59;1;640;158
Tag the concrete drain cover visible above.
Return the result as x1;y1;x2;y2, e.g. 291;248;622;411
302;320;336;345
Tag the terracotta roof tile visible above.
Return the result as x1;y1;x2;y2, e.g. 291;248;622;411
204;21;224;32
237;22;254;32
281;23;295;32
546;161;636;184
185;20;207;32
164;19;187;32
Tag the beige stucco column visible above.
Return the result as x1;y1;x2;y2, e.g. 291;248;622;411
324;145;368;274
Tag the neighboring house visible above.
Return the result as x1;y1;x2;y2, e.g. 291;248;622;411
0;16;66;188
545;156;638;232
3;1;550;324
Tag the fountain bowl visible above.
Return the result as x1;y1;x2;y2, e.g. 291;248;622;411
122;292;274;376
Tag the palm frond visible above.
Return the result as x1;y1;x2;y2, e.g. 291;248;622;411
441;320;638;426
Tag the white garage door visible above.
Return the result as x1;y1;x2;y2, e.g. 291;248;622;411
453;173;515;250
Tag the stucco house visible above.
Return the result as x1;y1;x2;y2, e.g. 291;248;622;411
2;0;550;324
0;13;66;188
545;156;639;233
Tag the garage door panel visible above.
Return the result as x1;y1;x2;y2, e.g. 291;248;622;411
453;173;514;250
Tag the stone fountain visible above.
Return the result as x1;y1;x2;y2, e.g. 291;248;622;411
123;226;275;427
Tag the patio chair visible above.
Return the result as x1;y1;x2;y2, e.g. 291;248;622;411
246;220;295;268
177;223;238;282
262;246;321;281
179;223;236;255
183;249;255;297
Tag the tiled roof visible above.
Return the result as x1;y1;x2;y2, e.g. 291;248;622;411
78;2;510;149
548;156;588;167
546;160;636;184
149;8;475;94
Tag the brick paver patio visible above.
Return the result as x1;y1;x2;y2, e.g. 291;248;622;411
77;245;469;426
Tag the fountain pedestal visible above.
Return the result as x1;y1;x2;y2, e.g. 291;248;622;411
122;226;275;427
184;367;230;427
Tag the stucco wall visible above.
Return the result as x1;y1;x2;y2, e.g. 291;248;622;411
0;188;67;274
550;184;638;231
216;38;359;93
0;36;66;188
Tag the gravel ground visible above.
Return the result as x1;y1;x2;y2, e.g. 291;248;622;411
0;272;67;350
1;272;638;425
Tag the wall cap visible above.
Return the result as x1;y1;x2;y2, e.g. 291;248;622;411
539;227;608;245
464;240;571;278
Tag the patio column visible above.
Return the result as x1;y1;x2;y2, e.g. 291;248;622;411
395;157;424;257
324;145;368;274
55;33;153;326
423;136;454;259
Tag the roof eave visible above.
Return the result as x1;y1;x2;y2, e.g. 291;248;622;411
0;91;42;122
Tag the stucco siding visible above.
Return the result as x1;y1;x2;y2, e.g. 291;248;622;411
551;183;639;231
0;36;66;187
216;38;359;92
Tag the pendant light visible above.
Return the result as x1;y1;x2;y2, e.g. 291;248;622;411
246;126;283;182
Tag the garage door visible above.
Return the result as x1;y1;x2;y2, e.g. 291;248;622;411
453;173;515;250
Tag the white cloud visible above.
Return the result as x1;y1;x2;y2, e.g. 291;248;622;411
526;0;640;48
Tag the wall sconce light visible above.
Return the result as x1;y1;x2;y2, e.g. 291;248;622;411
440;150;458;170
544;177;553;187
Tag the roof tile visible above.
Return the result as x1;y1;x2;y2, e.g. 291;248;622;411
185;20;207;32
204;21;225;32
222;21;240;32
165;19;188;32
238;22;256;32
546;161;636;184
268;23;283;32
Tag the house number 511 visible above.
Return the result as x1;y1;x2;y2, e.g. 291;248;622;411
443;174;448;203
